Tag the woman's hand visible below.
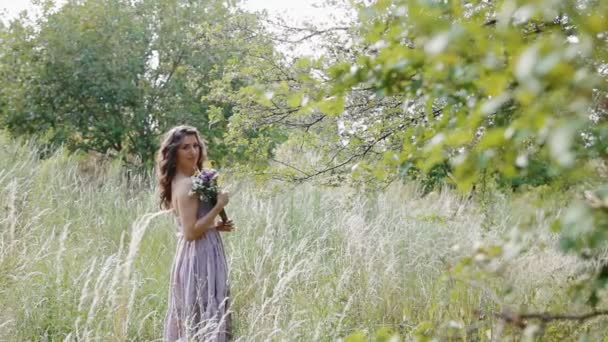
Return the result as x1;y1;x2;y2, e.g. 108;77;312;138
215;219;235;232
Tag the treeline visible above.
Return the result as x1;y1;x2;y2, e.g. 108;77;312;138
1;0;607;190
0;0;277;169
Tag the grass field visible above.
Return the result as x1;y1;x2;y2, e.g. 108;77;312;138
0;134;606;341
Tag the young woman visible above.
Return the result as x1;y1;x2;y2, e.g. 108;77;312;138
156;125;234;341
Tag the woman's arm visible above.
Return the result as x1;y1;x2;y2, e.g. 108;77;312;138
174;178;227;241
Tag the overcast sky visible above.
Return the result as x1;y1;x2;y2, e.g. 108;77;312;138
0;0;337;23
0;0;350;57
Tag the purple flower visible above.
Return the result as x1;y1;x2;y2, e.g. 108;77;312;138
190;168;229;222
195;168;218;183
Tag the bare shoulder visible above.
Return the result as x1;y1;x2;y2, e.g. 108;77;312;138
173;177;194;199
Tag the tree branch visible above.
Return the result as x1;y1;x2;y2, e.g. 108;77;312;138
265;19;351;43
497;309;608;329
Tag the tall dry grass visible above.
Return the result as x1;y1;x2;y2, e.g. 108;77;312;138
0;133;603;341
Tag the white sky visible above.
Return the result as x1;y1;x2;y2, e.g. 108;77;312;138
0;0;337;23
0;0;349;57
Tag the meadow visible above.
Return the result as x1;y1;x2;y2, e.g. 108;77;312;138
0;134;605;341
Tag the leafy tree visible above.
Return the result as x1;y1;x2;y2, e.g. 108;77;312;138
225;0;608;336
225;1;607;189
0;0;275;168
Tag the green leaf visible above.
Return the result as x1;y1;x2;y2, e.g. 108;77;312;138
478;128;505;149
376;327;398;342
317;96;345;116
549;123;577;167
344;330;366;342
287;93;302;107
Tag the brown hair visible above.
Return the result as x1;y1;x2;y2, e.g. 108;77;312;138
155;125;207;209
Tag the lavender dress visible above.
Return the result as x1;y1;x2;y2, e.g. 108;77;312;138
164;199;231;341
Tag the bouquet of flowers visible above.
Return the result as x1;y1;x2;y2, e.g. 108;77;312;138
189;168;229;222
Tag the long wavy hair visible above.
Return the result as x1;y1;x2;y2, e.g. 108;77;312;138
155;125;207;209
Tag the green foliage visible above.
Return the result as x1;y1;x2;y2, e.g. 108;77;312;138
222;0;608;336
344;327;399;341
217;1;607;191
496;153;559;190
337;1;605;187
0;0;275;169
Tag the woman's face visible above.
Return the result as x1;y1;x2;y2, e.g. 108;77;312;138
176;134;201;172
